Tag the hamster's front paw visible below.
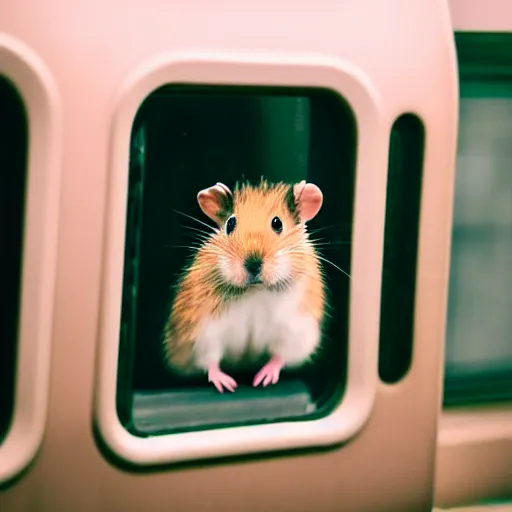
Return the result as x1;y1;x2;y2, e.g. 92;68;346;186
253;356;284;387
208;363;237;393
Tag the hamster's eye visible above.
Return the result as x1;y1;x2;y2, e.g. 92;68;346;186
225;215;237;235
271;216;283;234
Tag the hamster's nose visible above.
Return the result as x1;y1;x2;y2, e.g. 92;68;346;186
244;256;263;277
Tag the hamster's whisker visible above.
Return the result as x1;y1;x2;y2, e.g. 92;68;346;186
278;249;351;279
312;246;350;253
307;224;352;236
309;241;351;248
183;233;211;245
181;232;210;243
307;225;338;235
315;255;351;279
309;237;351;246
181;225;214;238
164;244;203;251
172;209;219;233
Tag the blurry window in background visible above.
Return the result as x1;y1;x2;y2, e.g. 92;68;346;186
443;34;512;406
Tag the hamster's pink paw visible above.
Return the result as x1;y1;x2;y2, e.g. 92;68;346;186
253;356;284;387
208;364;237;393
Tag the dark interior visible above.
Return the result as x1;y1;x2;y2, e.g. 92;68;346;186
116;85;357;436
0;76;28;442
378;114;425;384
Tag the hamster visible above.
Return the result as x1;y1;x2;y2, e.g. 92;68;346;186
163;178;326;393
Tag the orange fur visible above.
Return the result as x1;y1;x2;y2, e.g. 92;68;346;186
163;179;326;374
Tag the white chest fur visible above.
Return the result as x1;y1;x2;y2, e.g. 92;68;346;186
193;280;321;371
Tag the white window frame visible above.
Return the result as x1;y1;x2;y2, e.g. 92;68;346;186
94;51;390;466
0;34;62;484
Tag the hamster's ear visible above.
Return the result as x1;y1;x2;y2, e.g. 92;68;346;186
293;180;323;222
197;182;233;224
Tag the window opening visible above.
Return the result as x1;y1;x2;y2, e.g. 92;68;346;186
0;76;28;442
378;114;425;384
117;86;357;435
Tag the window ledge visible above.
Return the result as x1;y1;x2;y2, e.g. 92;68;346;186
434;506;512;511
438;405;512;446
436;405;512;507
